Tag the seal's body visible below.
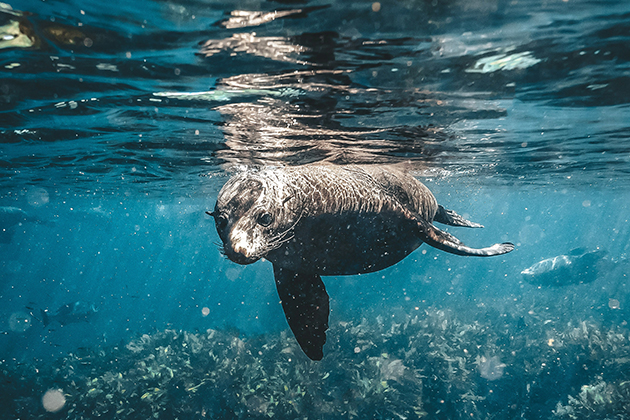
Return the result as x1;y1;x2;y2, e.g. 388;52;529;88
210;165;513;360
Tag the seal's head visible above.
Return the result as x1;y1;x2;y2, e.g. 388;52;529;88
209;170;299;265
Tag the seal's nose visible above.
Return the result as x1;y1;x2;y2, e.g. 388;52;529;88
226;230;259;265
230;231;249;255
226;246;258;265
233;244;250;258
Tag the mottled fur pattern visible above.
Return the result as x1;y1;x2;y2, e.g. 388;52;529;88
210;164;513;360
213;165;439;272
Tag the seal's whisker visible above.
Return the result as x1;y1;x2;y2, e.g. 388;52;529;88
268;228;293;244
265;221;301;249
270;233;295;248
271;210;304;241
263;233;289;251
214;242;228;257
264;211;303;246
262;234;295;254
262;214;303;253
212;241;225;253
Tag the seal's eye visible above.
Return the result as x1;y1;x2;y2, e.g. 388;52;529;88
257;212;273;227
212;213;228;229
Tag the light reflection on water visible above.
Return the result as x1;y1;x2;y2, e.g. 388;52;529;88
1;0;629;193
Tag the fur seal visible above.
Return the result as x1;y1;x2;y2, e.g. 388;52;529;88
208;165;514;360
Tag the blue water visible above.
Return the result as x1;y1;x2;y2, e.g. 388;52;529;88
1;0;630;418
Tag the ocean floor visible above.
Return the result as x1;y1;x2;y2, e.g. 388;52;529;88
2;306;629;419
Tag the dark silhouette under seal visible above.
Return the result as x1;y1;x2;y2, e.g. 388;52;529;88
41;301;98;327
208;165;514;360
521;247;607;286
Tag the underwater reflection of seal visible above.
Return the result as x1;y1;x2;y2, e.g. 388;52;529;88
521;248;606;286
209;165;514;360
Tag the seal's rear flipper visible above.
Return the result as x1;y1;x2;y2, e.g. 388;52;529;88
417;216;514;257
273;266;329;361
434;205;484;228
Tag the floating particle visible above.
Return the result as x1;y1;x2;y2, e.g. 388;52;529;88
42;389;66;412
609;298;620;309
478;356;506;381
26;187;49;207
8;311;32;332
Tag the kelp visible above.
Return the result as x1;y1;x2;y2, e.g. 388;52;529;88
1;307;629;419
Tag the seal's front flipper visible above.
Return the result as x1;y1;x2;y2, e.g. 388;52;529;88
434;205;484;228
273;266;329;361
416;216;514;257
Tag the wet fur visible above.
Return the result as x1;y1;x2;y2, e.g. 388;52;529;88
210;164;513;360
213;165;439;272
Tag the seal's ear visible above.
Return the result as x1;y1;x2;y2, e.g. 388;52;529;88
281;189;302;213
